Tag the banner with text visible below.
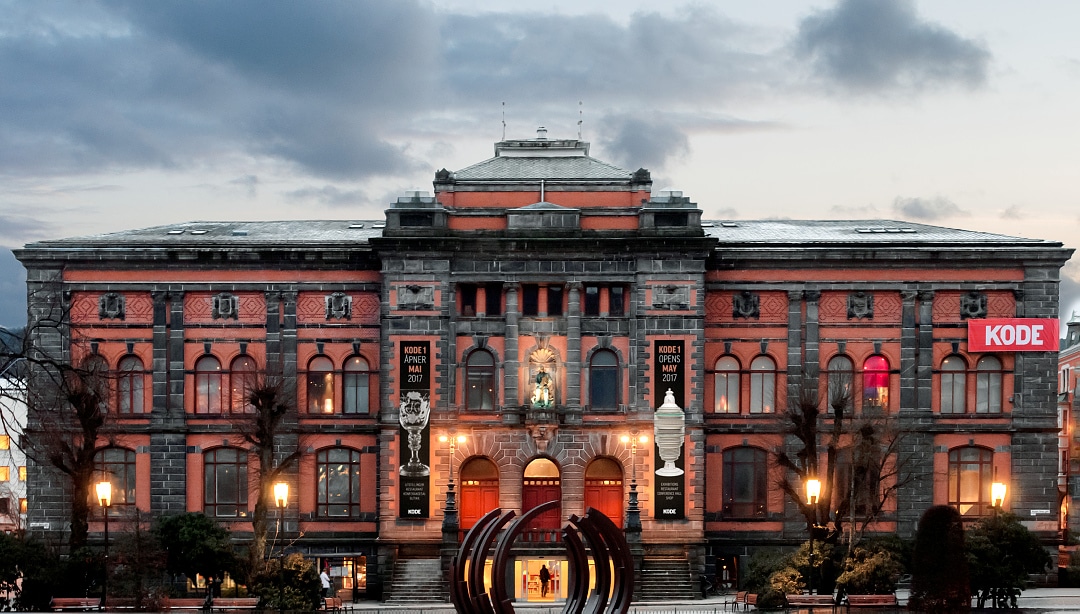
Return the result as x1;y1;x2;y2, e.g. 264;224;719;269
398;341;431;518
653;340;685;520
967;318;1059;352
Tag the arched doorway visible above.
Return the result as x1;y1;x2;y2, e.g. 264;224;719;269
522;458;561;541
460;457;500;530
584;457;624;528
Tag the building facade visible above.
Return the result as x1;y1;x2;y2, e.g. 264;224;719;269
16;131;1073;601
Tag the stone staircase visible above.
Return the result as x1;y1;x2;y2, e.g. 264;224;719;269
384;558;447;603
638;557;696;601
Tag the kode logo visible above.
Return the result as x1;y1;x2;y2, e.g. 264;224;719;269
967;318;1059;352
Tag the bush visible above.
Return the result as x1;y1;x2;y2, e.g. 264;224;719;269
744;549;788;594
249;553;321;611
835;546;902;595
966;512;1050;609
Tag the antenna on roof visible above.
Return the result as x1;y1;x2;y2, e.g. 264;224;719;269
578;101;583;140
501;102;506;141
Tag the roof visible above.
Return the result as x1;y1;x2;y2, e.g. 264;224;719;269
20;219;1061;250
702;220;1054;245
452;155;632;182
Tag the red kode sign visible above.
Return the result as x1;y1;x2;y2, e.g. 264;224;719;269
967;318;1060;352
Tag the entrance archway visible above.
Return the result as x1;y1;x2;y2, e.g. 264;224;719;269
460;457;500;530
522;458;561;541
584;457;624;528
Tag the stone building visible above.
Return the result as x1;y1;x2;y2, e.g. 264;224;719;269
15;130;1073;601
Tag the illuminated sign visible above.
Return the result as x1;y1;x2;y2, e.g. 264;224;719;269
967;318;1059;352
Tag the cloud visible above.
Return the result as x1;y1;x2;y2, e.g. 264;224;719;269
1061;261;1080;323
0;209;56;248
597;114;690;171
892;196;966;221
829;203;882;217
229;175;259;199
793;0;990;93
285;185;369;209
1000;204;1024;220
0;249;26;329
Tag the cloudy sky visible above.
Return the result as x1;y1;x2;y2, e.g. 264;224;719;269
2;0;1079;328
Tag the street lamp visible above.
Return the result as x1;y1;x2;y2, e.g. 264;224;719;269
620;432;649;530
96;480;112;609
805;478;821;595
274;481;288;614
438;432;467;514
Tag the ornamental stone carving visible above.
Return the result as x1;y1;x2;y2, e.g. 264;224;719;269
960;291;988;319
211;292;239;320
732;291;760;319
98;292;125;320
652;285;689;310
847;292;874;320
397;285;434;310
325;292;352;320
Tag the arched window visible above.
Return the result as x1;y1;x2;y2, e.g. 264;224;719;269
195;356;224;414
307;356;334;414
317;448;362;517
465;350;495;411
589;349;619;410
940;355;967;414
94;447;136;516
343;356;371;414
826;355;854;414
117;355;144;414
204;448;248;518
948;446;993;517
230;356;257;413
749;356;775;414
722;447;767;518
713;356;739;413
81;355;110;413
976;356;1003;413
862;355;890;410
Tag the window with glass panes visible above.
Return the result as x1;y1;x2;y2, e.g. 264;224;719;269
204;448;248;518
317;448;362;517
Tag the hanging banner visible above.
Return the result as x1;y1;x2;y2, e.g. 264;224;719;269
967;318;1059;352
398;341;431;518
653;340;686;520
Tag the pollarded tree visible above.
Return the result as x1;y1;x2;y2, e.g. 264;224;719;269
155;512;237;595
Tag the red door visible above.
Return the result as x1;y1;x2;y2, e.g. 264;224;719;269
583;457;624;527
460;458;500;529
522;478;562;531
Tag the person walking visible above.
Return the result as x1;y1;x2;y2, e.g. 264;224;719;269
320;568;331;598
539;564;551;598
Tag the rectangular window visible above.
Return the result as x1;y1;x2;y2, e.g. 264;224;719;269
18;466;26;481
459;285;477;317
547;285;564;316
522;285;539;316
0;435;8;450
584;286;601;316
609;287;625;316
0;499;8;514
0;467;8;481
19;498;26;514
484;283;502;316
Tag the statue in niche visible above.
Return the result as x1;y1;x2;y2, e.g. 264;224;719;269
532;368;554;409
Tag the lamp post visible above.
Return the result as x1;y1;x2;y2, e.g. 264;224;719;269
620;432;649;531
274;482;288;614
805;478;821;595
96;480;112;609
438;432;467;515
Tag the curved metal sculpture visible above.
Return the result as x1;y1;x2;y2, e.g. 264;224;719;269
450;504;634;614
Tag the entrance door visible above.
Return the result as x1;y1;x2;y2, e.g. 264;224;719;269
460;457;500;530
584;457;624;528
522;458;561;540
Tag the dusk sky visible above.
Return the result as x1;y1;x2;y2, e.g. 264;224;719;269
2;0;1079;329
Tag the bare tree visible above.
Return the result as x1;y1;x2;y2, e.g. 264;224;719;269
775;375;917;555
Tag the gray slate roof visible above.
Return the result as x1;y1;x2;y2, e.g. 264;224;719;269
453;156;632;181
23;219;1055;249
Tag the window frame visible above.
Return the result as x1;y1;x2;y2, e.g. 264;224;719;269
204;447;248;518
94;447;136;517
229;355;258;413
940;355;967;414
588;349;619;410
749;355;776;414
948;446;994;517
306;356;335;414
194;355;224;414
862;355;890;411
975;356;1003;414
343;356;372;415
465;350;496;411
117;355;145;414
722;446;768;519
316;447;363;518
713;356;740;413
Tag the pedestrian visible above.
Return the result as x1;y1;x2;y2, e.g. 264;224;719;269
320;567;331;598
539;564;550;598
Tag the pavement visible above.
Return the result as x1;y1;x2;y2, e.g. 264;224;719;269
340;587;1080;612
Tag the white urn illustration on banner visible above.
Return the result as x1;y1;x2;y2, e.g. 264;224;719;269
653;389;686;476
399;391;431;476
